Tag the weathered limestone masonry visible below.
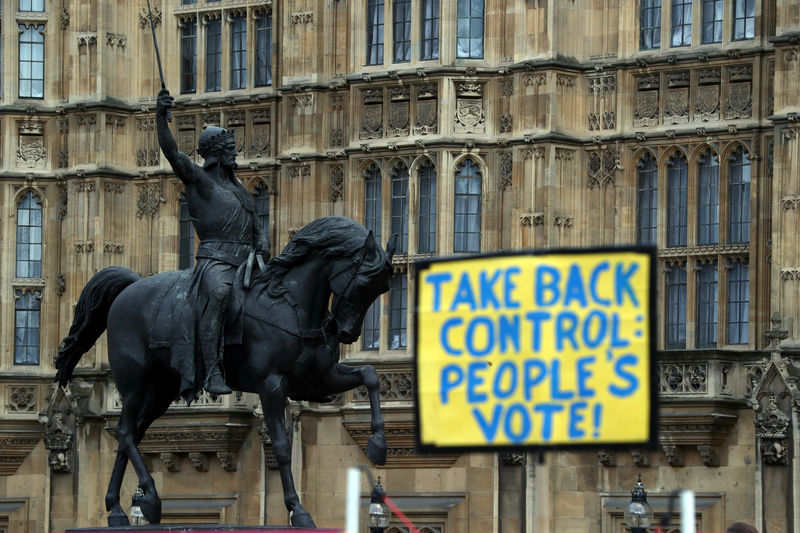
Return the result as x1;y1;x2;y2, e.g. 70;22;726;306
0;0;798;531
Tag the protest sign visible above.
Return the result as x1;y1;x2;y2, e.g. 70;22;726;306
414;247;657;451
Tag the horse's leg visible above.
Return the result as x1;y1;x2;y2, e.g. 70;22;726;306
321;363;386;465
104;408;131;526
113;394;163;524
130;376;179;523
259;373;316;528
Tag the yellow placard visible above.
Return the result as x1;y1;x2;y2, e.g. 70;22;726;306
415;249;654;449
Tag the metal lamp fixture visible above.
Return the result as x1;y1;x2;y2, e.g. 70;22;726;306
129;486;146;526
367;477;391;533
625;474;654;533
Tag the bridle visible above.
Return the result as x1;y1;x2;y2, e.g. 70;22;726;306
328;248;368;319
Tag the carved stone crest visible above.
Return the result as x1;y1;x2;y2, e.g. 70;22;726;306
455;99;485;133
633;91;659;127
664;88;689;124
415;100;437;135
17;135;46;168
360;105;383;139
695;85;720;122
388;102;409;136
725;82;752;120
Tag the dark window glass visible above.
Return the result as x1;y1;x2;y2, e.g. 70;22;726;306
393;0;411;63
727;260;749;345
389;272;408;349
696;262;718;348
697;150;719;245
16;191;43;278
19;0;44;11
733;0;755;40
702;0;723;43
418;160;437;253
363;164;382;350
14;290;40;365
364;164;382;242
729;147;751;244
671;0;692;47
179;194;195;270
666;153;688;247
182;0;197;4
19;25;44;99
205;20;222;92
640;0;662;50
230;15;247;90
637;153;658;246
457;0;484;58
420;0;440;60
181;21;197;94
254;185;270;242
367;0;385;65
454;159;482;253
391;164;409;254
255;13;272;87
665;262;687;348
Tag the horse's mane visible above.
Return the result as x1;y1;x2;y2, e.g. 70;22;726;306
253;216;388;297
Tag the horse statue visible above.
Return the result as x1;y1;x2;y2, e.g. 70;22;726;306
55;216;397;528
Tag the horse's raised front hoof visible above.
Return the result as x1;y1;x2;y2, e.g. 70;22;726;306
366;434;388;466
291;509;316;528
107;508;130;527
139;490;162;524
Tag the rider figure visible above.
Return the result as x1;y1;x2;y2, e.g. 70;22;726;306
156;88;270;395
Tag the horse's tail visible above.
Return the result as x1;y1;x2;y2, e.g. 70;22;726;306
55;266;141;387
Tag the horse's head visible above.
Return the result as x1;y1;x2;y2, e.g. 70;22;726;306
329;231;396;344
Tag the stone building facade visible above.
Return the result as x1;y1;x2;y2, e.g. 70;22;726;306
0;0;798;531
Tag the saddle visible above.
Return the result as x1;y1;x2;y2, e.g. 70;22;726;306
148;266;247;401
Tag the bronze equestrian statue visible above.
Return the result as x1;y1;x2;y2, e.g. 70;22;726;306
55;94;397;527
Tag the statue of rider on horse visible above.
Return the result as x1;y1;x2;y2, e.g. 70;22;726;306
156;88;269;395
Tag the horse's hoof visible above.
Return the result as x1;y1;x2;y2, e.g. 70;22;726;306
108;509;130;527
291;509;316;528
366;434;387;466
140;490;162;524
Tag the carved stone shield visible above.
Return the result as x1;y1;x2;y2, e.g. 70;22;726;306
456;99;484;130
361;104;383;139
695;85;720;121
389;102;409;132
633;91;658;127
664;88;689;124
726;82;752;119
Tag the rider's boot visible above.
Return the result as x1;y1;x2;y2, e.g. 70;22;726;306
204;360;231;395
200;289;232;396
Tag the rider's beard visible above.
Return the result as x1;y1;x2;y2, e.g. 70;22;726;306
220;154;239;170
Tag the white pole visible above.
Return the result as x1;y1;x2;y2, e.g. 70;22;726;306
680;489;695;533
345;467;361;533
